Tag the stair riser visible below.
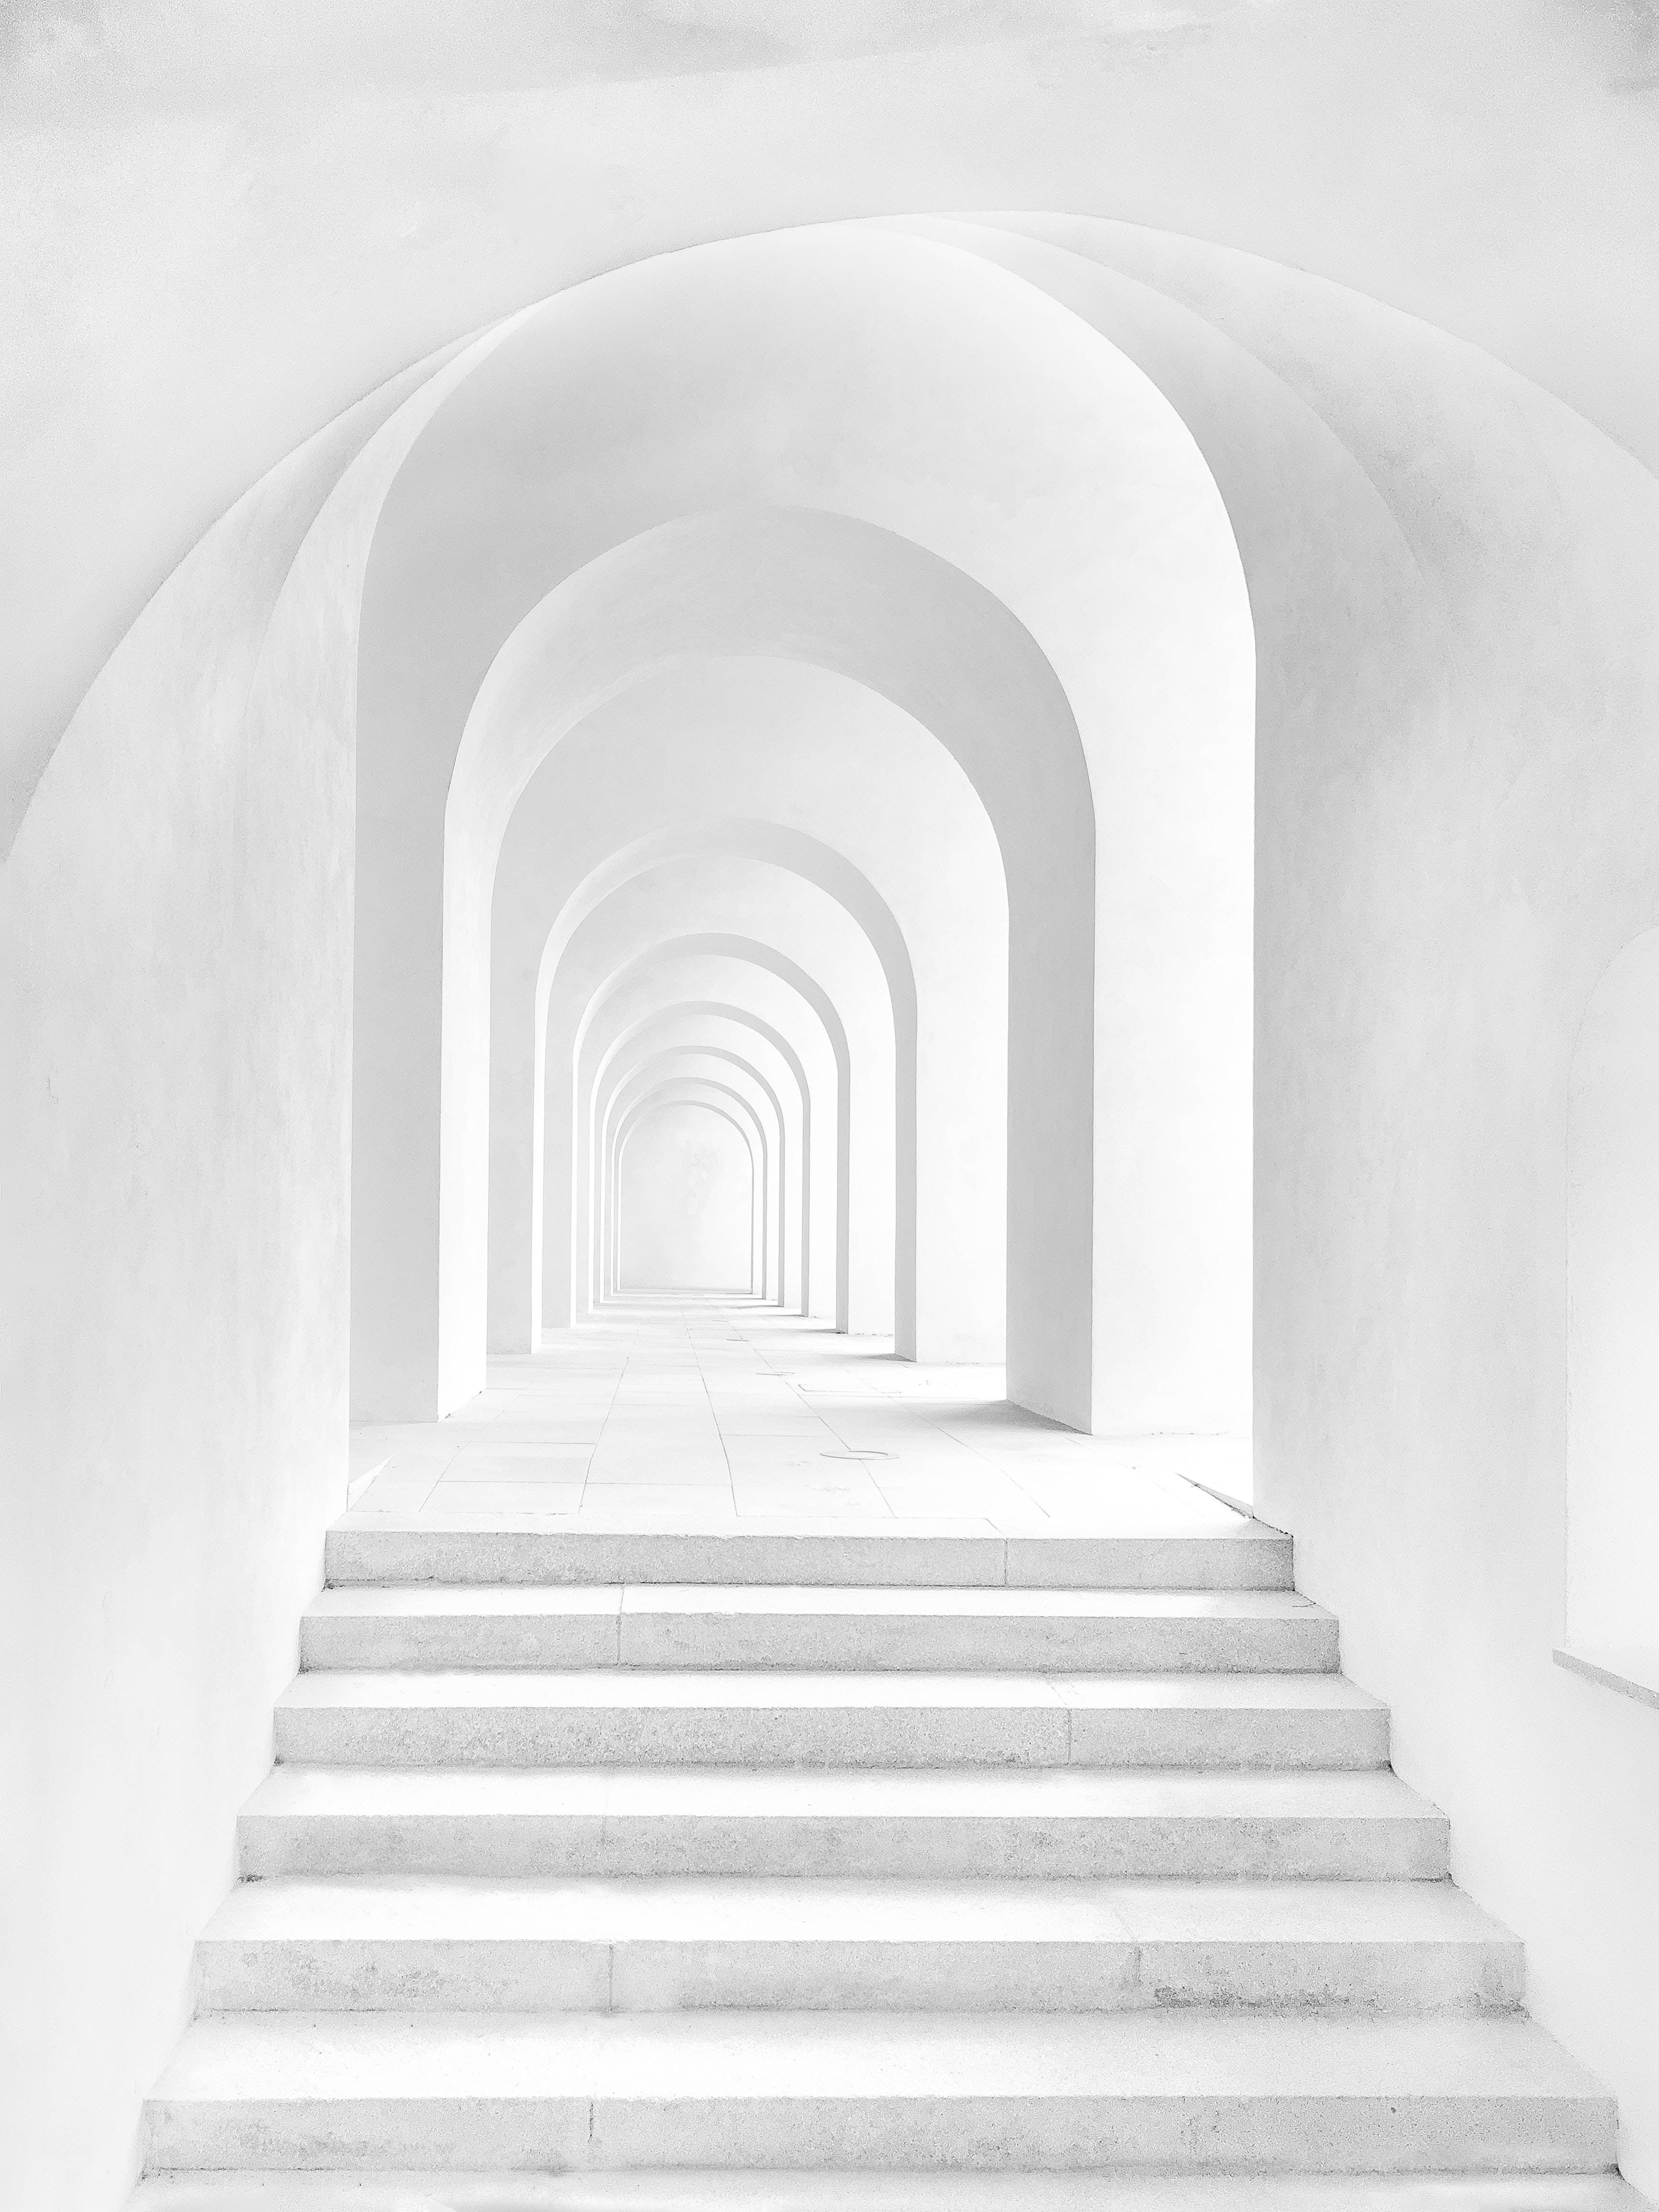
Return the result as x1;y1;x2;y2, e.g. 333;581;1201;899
300;1617;1340;1674
271;1709;1388;1771
194;1937;1524;2015
324;1532;1295;1592
238;1814;1449;1882
143;2091;1615;2175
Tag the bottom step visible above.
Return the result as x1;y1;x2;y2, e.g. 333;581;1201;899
144;2009;1613;2174
128;2170;1648;2210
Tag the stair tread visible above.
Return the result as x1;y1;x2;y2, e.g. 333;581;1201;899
149;2007;1608;2102
246;1764;1439;1820
202;1874;1514;1948
307;1586;1330;1621
276;1671;1379;1712
325;1527;1295;1592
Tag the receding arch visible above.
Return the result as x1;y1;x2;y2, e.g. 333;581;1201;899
583;984;825;1318
607;1077;768;1306
599;1047;784;1311
581;934;852;1326
585;1001;815;1320
355;223;1253;1431
606;1072;773;1308
447;511;1055;1404
519;817;915;1355
502;857;891;1341
504;855;896;1345
613;1092;759;1300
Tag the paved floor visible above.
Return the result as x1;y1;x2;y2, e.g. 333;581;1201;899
345;1298;1254;1536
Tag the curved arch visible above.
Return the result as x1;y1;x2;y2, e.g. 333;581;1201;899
586;1002;814;1320
355;222;1253;1427
585;990;822;1319
606;1072;773;1308
609;1078;768;1306
523;817;914;1352
455;519;1043;1394
64;219;1496;1442
599;1042;786;1307
598;1045;784;1311
581;933;853;1331
452;506;1088;873
27;198;1659;2212
612;1090;760;1301
610;1079;765;1300
504;853;894;1342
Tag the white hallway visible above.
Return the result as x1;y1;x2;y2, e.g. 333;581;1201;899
5;6;1659;2208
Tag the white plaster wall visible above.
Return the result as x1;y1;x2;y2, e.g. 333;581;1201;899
0;345;466;2207
1565;928;1659;1673
1107;247;1659;2193
616;1102;756;1294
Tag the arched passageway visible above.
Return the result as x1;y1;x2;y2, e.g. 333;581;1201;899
347;223;1254;1433
19;148;1659;2203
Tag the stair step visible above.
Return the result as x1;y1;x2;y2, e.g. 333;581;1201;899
196;1874;1523;2014
324;1526;1295;1593
142;2009;1615;2174
301;1585;1339;1674
239;1766;1448;1881
273;1670;1386;1770
125;2173;1651;2211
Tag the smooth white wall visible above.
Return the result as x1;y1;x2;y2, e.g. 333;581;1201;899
617;1102;755;1292
1108;242;1659;2193
0;343;461;2208
1565;927;1659;1678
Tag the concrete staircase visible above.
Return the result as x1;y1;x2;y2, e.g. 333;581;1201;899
133;1524;1636;2207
